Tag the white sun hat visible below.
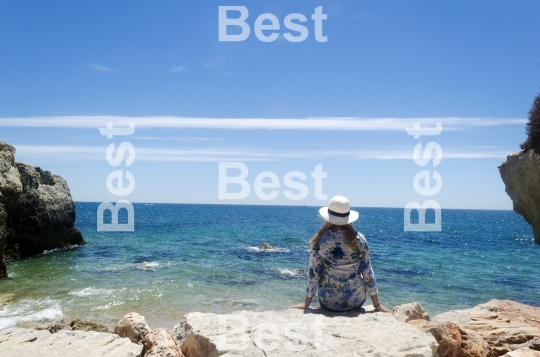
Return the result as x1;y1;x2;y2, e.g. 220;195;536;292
319;195;359;225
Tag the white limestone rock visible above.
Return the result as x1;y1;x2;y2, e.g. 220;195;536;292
504;349;540;357
0;327;143;357
172;308;438;357
392;302;430;323
114;312;151;344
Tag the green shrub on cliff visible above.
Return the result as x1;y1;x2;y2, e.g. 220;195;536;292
520;91;540;152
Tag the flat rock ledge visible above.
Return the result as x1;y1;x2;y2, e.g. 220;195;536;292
173;307;438;357
0;327;143;357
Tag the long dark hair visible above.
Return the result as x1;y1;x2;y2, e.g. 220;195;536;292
310;221;360;250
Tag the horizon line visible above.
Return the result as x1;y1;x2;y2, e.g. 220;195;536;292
73;201;515;212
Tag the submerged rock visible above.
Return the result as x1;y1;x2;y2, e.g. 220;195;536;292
172;308;437;357
433;299;540;356
0;293;14;307
499;150;540;245
114;312;151;344
0;141;85;278
259;242;274;250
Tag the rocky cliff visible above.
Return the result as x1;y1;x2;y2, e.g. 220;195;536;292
499;150;540;245
0;141;85;278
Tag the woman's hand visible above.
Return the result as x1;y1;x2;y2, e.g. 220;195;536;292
290;296;312;309
374;303;390;313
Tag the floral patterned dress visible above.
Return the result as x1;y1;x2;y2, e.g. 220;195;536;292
306;229;378;311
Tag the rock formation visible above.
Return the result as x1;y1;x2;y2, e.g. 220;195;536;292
46;319;72;333
258;242;274;250
70;318;110;333
409;319;494;357
392;301;430;322
0;203;8;278
500;90;540;246
499;150;540;245
115;312;152;344
144;328;185;357
0;141;85;278
432;299;540;356
0;327;143;357
172;307;438;357
499;149;540;245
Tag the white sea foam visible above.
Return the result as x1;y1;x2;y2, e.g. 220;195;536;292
100;261;160;272
68;287;114;297
279;268;305;277
140;262;159;267
136;261;159;270
91;300;125;311
0;298;63;330
247;247;290;253
40;245;82;256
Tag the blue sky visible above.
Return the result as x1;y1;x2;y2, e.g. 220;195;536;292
1;1;539;210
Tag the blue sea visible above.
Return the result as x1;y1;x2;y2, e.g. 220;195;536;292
1;203;539;330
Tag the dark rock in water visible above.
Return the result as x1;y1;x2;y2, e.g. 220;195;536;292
259;242;274;250
0;141;86;278
7;163;85;258
70;318;110;333
0;203;8;278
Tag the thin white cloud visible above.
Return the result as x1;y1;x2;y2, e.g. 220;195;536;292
132;136;225;142
14;145;104;162
467;146;498;149
170;66;185;73
12;145;514;162
88;64;115;72
0;116;527;131
204;58;225;68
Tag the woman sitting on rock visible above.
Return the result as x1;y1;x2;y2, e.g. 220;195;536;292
292;196;389;312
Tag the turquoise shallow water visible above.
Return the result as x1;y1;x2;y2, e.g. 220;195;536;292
1;203;539;330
